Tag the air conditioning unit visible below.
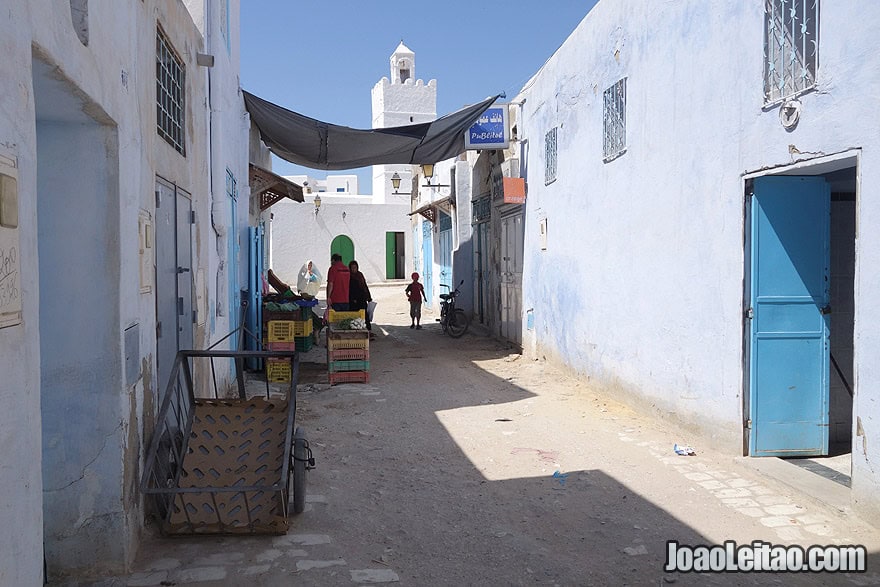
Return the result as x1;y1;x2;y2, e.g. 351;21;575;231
501;157;520;178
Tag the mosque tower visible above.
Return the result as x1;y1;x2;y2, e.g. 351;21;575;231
371;41;437;203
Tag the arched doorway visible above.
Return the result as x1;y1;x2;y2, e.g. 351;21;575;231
331;234;354;265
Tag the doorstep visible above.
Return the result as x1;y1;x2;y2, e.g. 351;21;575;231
735;454;852;518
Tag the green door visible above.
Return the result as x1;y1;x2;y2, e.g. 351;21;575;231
331;234;354;265
385;231;405;278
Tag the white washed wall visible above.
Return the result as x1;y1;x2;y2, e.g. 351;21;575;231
0;0;220;581
269;194;412;287
518;0;880;523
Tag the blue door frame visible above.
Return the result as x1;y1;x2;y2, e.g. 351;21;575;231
439;212;453;293
749;176;830;457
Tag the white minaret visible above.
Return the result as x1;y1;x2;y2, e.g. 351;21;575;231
371;41;437;203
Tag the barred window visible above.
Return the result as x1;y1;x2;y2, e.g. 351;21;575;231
603;78;626;160
544;127;557;185
764;0;819;104
156;26;186;155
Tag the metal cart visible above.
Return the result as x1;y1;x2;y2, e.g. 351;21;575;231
140;349;313;535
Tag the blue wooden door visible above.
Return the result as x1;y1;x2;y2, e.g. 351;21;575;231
750;176;830;457
439;212;453;293
421;220;433;308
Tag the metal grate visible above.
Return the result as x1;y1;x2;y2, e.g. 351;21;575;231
156;26;186;155
764;0;819;104
603;78;626;161
472;196;490;223
544;127;557;185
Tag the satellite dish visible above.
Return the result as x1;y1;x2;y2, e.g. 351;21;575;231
779;99;801;129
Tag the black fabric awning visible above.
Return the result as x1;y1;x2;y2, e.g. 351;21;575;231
243;91;499;171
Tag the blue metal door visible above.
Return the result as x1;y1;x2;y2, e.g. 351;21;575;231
750;176;830;456
421;220;433;308
439;212;453;293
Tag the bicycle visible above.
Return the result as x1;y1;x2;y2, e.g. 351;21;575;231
437;280;470;338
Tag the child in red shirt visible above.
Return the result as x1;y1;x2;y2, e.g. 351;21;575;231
405;272;427;329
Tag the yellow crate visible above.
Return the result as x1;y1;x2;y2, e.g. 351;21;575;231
267;319;312;342
266;358;292;383
328;309;365;324
327;337;370;351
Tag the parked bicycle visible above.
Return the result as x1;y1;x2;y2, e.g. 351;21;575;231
437;280;470;338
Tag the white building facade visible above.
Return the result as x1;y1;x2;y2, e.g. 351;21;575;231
515;0;880;525
0;1;250;582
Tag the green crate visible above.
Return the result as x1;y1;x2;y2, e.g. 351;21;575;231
328;360;370;373
294;336;314;352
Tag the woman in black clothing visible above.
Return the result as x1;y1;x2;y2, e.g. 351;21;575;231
348;260;375;339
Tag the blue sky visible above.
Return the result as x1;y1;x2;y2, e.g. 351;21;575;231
240;1;599;193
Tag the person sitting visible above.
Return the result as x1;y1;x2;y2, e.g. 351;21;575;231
348;260;375;340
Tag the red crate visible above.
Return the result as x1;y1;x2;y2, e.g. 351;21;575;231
328;371;370;385
266;341;296;351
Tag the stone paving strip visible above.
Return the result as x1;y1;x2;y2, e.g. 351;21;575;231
618;430;850;545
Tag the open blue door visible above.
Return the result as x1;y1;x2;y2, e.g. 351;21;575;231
438;212;453;293
749;176;830;457
422;220;433;308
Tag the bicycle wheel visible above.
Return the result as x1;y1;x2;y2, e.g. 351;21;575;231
292;427;308;514
446;309;469;338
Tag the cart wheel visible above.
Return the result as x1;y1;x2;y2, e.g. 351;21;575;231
293;427;308;514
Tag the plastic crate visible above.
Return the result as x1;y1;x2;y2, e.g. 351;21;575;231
328;348;369;361
327;336;369;351
266;341;296;352
266;358;292;383
267;319;312;342
263;307;312;322
328;309;365;322
294;336;314;352
329;360;370;373
328;370;370;385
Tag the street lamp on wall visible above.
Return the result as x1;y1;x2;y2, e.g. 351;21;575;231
313;194;322;216
391;172;403;194
420;163;449;188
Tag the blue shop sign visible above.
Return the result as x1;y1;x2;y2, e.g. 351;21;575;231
465;105;509;150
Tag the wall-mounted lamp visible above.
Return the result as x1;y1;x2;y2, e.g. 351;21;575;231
313;194;322;216
342;211;347;220
391;172;404;194
420;163;449;188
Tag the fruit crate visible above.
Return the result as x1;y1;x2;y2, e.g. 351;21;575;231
328;360;370;373
263;307;313;322
328;348;369;361
328;309;365;324
294;336;314;352
267;319;312;342
266;358;292;383
328;370;370;385
327;329;369;351
266;341;296;352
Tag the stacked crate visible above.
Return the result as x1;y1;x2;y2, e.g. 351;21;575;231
326;310;370;385
265;317;313;382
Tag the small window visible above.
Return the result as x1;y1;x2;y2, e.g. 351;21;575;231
156;26;186;155
336;187;345;192
544;127;557;185
603;78;626;161
763;0;819;104
400;68;411;83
